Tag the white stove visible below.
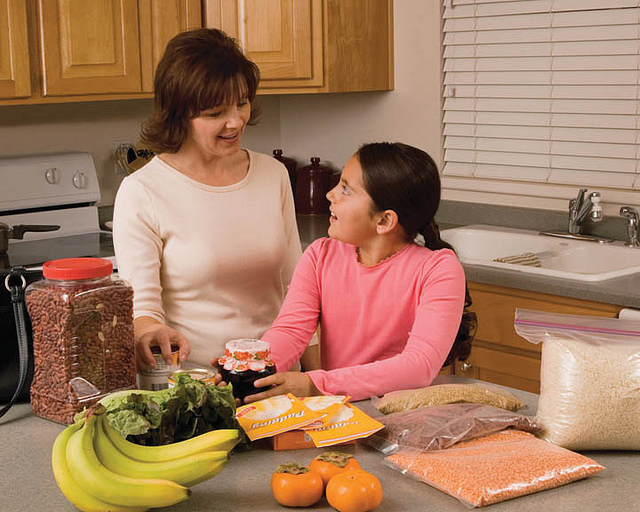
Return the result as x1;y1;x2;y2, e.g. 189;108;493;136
0;152;116;270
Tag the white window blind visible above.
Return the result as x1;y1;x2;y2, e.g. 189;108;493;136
441;0;640;212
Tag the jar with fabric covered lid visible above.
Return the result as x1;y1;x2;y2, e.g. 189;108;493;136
218;339;276;401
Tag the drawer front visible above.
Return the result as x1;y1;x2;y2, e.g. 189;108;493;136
456;346;541;394
438;364;454;376
469;282;620;353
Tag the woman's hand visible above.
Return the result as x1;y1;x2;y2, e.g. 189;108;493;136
134;316;190;371
210;357;227;386
242;372;321;403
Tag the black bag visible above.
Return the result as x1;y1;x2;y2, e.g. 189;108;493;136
0;267;42;417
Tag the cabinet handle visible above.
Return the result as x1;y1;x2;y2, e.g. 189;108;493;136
460;362;473;372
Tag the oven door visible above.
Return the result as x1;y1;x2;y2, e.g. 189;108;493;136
0;268;43;402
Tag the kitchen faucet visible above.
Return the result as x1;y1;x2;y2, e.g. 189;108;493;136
619;206;640;247
568;188;603;234
540;188;612;242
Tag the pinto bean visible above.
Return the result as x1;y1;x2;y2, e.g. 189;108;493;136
26;278;137;424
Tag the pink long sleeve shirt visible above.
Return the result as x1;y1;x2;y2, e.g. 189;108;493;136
262;237;466;401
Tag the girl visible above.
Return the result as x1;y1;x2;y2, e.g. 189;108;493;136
223;142;475;402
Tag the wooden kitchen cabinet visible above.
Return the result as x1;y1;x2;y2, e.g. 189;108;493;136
38;0;143;96
456;282;621;393
0;0;200;105
203;0;393;94
0;0;31;99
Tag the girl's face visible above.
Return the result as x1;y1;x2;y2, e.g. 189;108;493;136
326;156;380;246
186;98;251;159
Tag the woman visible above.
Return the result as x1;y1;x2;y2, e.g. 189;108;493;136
235;142;476;402
113;29;317;370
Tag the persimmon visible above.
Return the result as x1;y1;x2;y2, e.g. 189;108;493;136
271;462;324;508
326;469;383;512
309;452;361;487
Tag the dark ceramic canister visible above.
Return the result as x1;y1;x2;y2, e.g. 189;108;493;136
272;149;298;197
295;157;336;215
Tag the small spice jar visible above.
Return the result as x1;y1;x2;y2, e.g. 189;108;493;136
138;345;181;391
25;258;136;424
218;339;276;401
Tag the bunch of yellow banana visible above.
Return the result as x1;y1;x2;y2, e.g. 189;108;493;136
52;412;240;511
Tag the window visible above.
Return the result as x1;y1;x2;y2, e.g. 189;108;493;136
441;0;640;212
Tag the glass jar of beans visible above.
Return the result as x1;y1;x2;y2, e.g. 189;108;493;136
25;258;136;424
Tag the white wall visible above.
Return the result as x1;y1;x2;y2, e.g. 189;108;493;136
0;97;282;206
0;0;440;207
0;100;152;206
276;0;441;173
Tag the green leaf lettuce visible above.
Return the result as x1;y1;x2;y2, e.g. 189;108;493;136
100;373;242;446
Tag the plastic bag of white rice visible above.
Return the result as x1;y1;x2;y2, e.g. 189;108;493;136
514;308;640;450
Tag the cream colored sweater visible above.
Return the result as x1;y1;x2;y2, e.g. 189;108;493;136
113;150;302;366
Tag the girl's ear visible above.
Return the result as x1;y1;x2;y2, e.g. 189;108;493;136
376;209;399;235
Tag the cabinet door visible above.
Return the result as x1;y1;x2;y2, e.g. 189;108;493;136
205;0;323;88
0;0;30;98
38;0;142;96
138;0;202;92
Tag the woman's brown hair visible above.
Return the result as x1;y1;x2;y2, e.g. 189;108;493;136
141;28;260;154
356;142;477;368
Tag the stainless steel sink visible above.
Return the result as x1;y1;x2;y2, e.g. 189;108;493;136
440;225;640;282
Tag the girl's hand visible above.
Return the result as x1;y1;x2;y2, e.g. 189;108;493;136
134;317;190;371
243;372;321;403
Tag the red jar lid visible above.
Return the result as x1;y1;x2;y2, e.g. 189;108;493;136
43;257;113;280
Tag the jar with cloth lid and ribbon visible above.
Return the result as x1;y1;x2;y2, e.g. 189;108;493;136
218;339;276;401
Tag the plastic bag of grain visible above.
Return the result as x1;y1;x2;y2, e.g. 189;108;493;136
372;383;525;415
514;308;640;450
385;429;604;508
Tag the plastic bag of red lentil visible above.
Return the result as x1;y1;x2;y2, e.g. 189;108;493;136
366;403;541;455
384;429;604;508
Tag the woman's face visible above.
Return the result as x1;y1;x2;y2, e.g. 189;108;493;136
326;155;380;246
186;98;251;158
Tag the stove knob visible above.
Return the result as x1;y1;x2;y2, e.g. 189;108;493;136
72;171;87;189
45;167;59;184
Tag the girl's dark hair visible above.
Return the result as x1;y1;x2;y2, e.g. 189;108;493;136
356;142;477;367
141;28;261;154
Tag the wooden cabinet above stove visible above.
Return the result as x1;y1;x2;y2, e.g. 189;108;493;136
0;0;31;99
0;0;200;104
1;0;393;105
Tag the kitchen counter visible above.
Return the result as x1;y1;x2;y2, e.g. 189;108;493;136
296;214;640;309
461;262;640;309
1;375;637;512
